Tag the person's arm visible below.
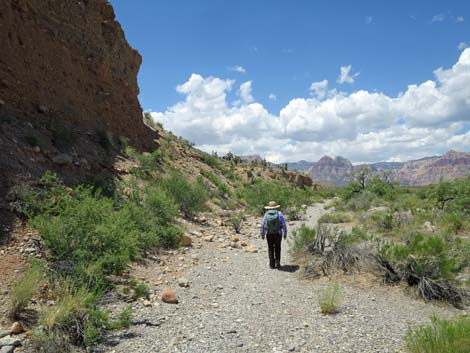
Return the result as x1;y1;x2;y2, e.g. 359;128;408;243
260;214;266;239
279;212;288;239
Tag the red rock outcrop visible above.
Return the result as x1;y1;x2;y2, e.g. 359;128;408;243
0;0;156;150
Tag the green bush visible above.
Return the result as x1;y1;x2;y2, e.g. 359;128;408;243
290;224;316;255
9;262;44;319
230;213;244;233
404;315;470;353
318;212;351;224
318;284;342;314
371;211;394;231
30;187;139;286
346;191;378;211
200;153;221;169
439;212;463;233
242;180;313;214
161;171;208;216
380;232;461;281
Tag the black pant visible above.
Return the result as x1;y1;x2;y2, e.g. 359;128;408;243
266;233;282;267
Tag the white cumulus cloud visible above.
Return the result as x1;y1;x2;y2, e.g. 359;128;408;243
337;65;360;84
152;49;470;163
432;13;445;23
228;65;246;73
309;80;329;99
458;42;469;51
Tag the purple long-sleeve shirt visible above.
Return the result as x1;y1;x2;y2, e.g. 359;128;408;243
260;211;288;238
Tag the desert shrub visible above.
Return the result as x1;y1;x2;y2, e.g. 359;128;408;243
96;129;113;151
30;187;139;287
242;180;313;214
318;284;342;314
160;171;209;216
129;279;150;300
38;282;95;345
107;305;132;330
286;205;305;221
132;150;164;178
211;197;222;206
9;262;44;319
201;169;230;196
230;213;244;233
200;153;221;169
439;212;463;233
121;184;182;249
30;328;72;353
290;224;316;255
346;191;378;211
404;315;470;353
306;225;364;276
221;199;238;210
318;212;351;224
371;211;394;231
378;232;466;305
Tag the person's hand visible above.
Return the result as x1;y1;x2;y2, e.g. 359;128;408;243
283;235;287;240
261;235;265;240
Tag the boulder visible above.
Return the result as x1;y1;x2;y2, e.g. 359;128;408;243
0;337;20;347
179;234;192;247
52;153;73;165
161;288;178;304
0;331;11;340
10;322;23;335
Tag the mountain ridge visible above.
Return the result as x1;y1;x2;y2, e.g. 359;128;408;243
284;150;470;186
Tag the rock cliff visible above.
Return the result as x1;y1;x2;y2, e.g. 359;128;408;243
0;0;156;149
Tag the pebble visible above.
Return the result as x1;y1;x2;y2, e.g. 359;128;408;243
10;322;23;335
178;277;190;288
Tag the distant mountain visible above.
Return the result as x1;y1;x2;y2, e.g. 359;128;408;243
287;150;470;186
240;154;264;163
286;160;315;171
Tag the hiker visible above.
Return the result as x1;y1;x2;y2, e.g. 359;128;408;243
260;201;288;269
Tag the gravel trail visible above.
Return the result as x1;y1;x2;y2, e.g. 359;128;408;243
97;204;459;353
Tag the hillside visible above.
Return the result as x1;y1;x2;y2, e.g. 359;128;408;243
286;151;470;186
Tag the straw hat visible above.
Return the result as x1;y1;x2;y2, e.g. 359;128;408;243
264;201;280;210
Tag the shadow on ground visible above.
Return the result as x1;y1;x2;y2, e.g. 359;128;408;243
278;265;300;273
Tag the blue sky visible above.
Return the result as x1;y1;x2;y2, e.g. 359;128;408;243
110;0;470;163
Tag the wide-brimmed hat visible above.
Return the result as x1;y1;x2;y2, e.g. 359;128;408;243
264;201;280;210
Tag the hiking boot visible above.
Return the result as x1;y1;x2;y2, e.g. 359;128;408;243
276;262;281;269
269;264;275;269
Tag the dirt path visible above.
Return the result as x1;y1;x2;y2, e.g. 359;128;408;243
95;204;460;353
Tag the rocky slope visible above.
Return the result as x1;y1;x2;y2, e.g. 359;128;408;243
289;151;470;186
0;0;158;235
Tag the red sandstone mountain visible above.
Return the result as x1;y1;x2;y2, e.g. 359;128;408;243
298;151;470;186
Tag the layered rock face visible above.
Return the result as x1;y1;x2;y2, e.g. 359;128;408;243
306;156;354;185
0;0;156;149
303;151;470;186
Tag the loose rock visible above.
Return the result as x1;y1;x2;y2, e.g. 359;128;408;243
0;337;20;347
245;245;258;253
179;234;192;247
161;288;178;304
0;346;15;353
178;277;190;288
52;153;73;165
10;322;23;335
